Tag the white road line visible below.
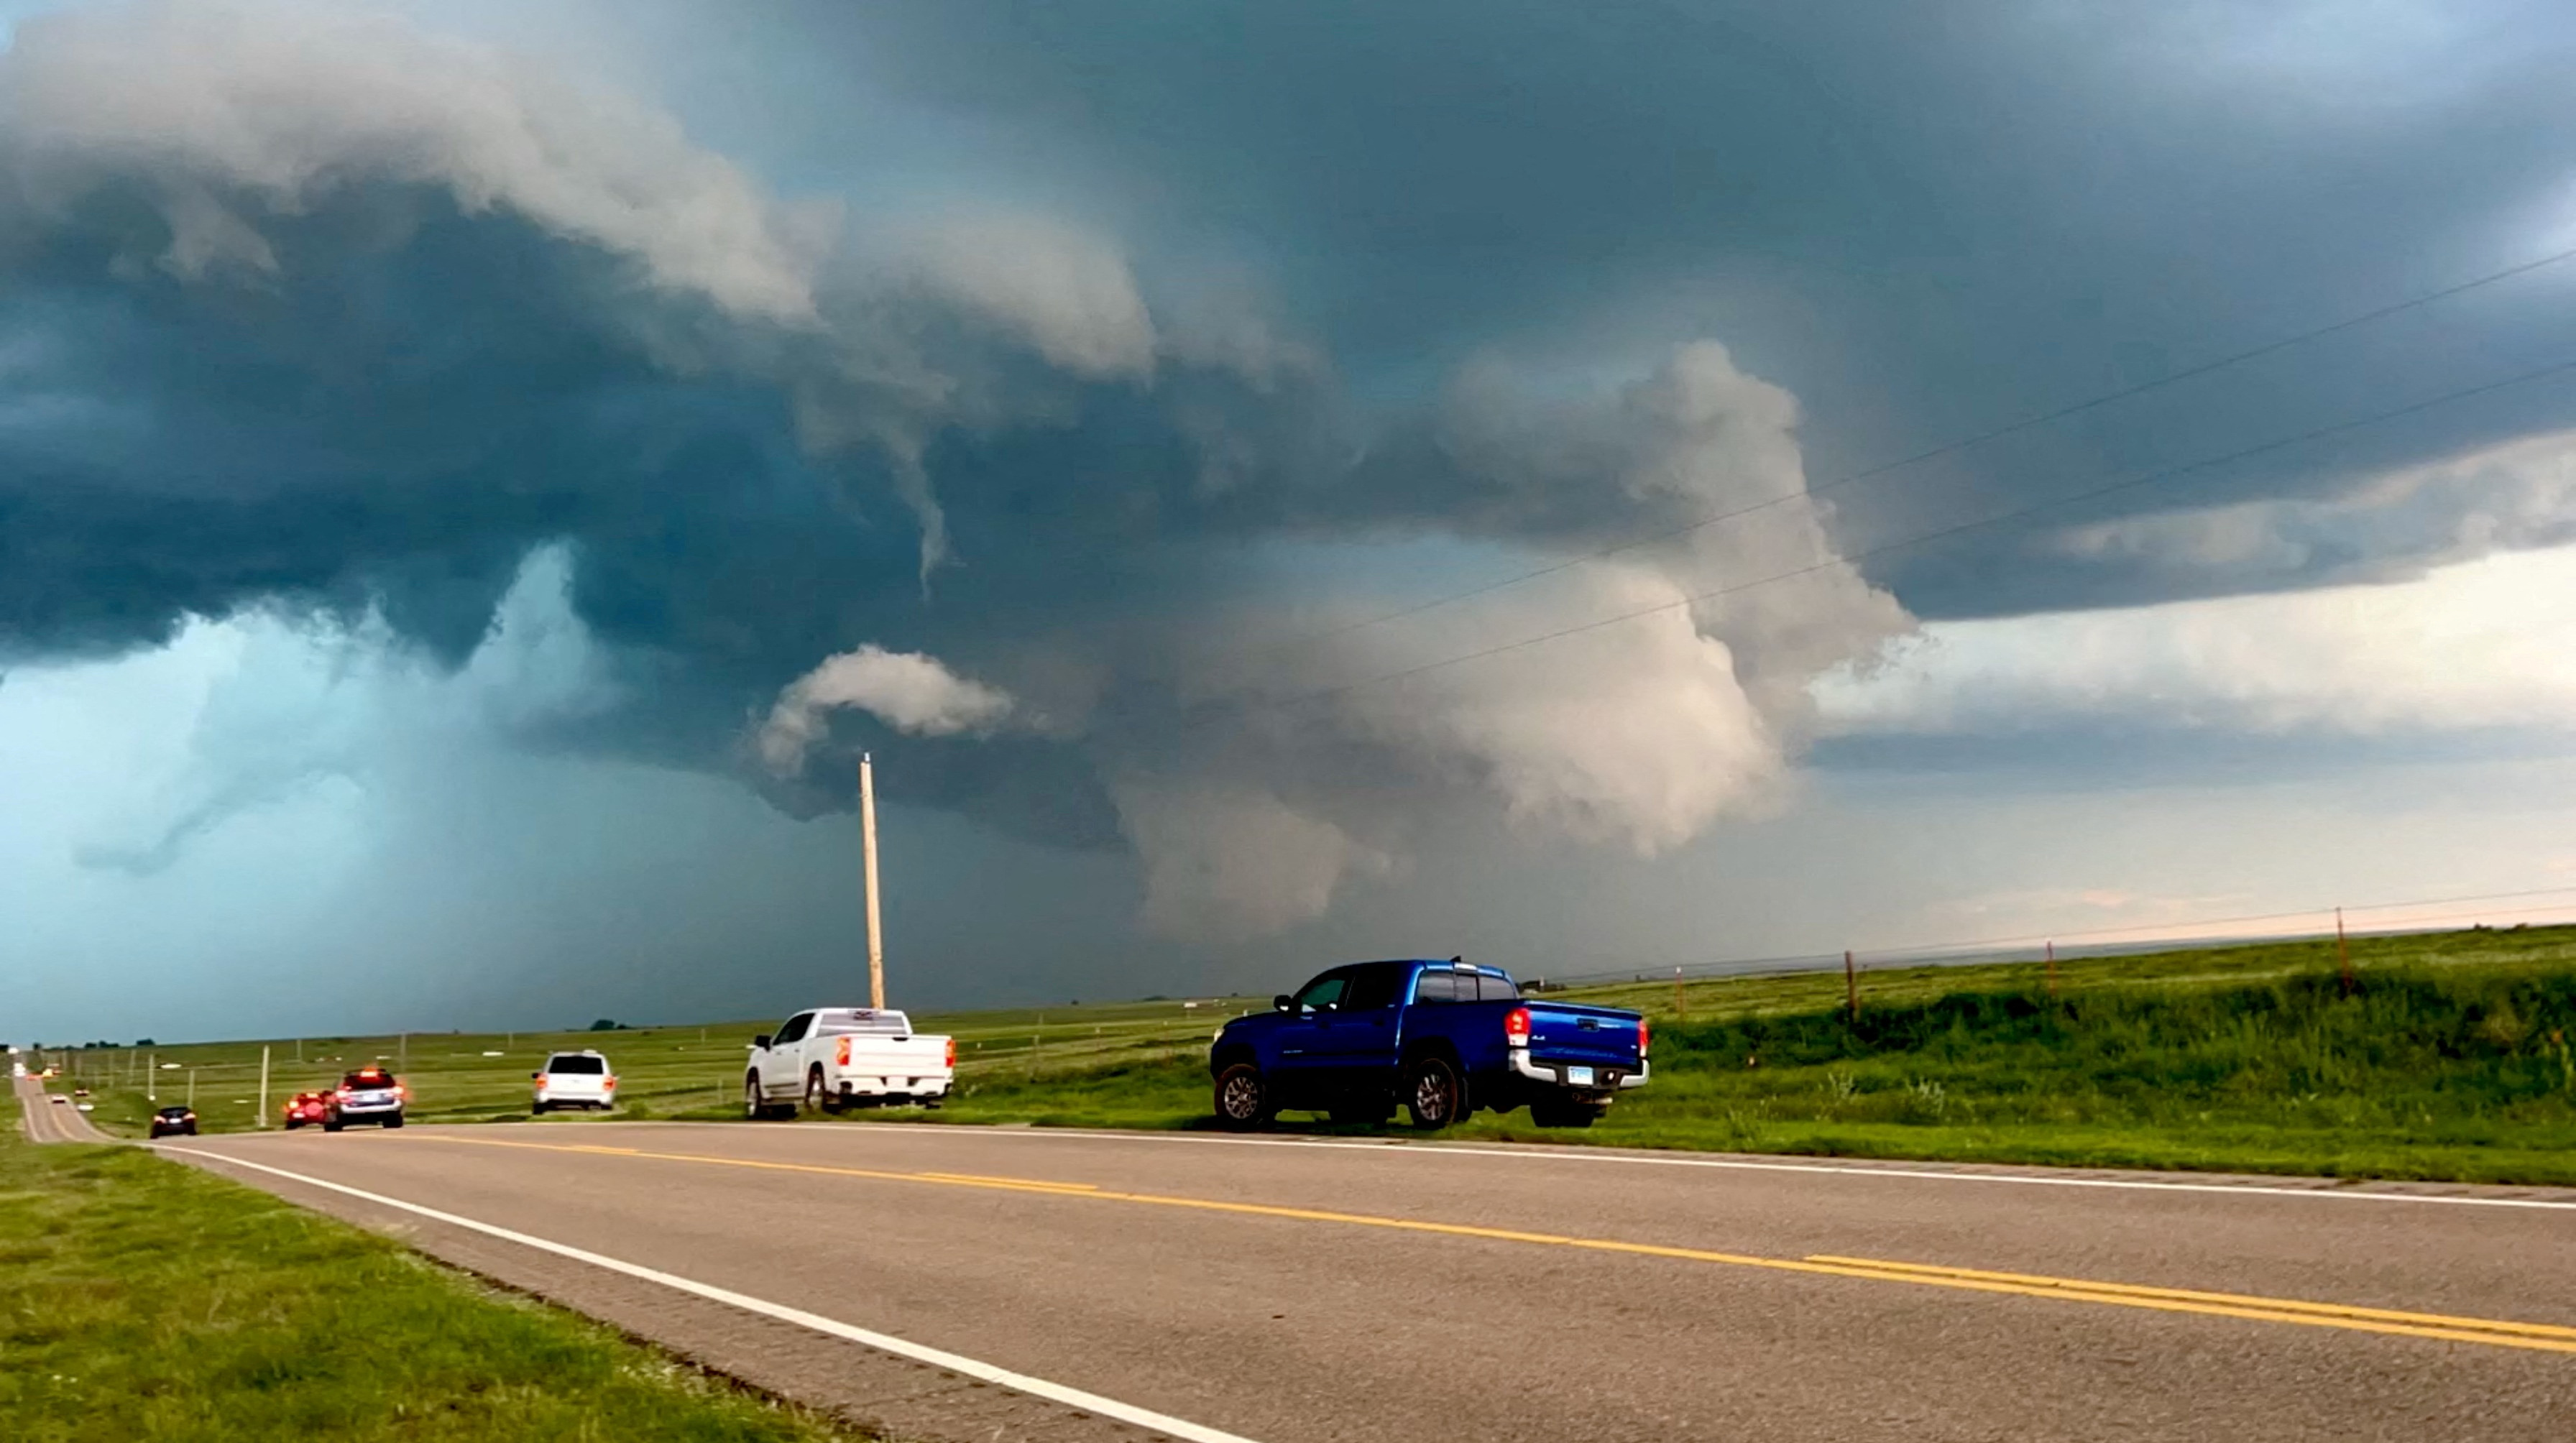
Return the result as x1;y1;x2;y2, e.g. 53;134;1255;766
160;1145;1263;1443
618;1121;2576;1213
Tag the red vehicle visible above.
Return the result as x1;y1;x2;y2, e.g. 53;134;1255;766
282;1092;331;1130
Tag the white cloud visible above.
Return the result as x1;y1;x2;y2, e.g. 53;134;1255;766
0;0;828;321
1818;542;2576;736
756;645;1014;775
885;208;1157;380
2051;428;2576;588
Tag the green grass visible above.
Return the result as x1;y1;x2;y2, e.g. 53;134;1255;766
872;924;2576;1186
0;1123;870;1442
35;923;2576;1185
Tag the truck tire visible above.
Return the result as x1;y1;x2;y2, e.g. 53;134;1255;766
1403;1055;1466;1130
384;1114;405;1130
530;1101;548;1115
323;1117;343;1133
1213;1061;1274;1131
745;1074;783;1120
806;1066;842;1116
1530;1099;1605;1128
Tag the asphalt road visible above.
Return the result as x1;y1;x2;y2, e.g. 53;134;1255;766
125;1117;2576;1443
14;1073;112;1142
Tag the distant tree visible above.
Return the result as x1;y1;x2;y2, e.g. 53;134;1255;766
588;1018;625;1032
135;1038;155;1046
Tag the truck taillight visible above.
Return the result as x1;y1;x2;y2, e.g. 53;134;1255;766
1638;1017;1650;1056
944;1037;956;1068
604;1076;617;1088
836;1037;851;1067
1503;1006;1531;1043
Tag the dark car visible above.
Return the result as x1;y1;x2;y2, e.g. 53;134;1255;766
282;1092;330;1130
1211;958;1648;1131
148;1105;198;1138
325;1068;405;1130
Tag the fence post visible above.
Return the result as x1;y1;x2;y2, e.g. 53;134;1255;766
2046;939;2058;1000
1675;967;1686;1022
1844;950;1859;1025
258;1045;272;1129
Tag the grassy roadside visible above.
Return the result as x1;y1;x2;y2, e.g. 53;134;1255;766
877;928;2576;1187
0;1123;873;1442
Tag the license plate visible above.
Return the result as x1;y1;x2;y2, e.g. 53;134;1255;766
1565;1066;1594;1086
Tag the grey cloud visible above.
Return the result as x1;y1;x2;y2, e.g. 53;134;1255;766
0;0;1923;939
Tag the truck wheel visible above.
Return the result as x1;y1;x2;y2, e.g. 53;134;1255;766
745;1074;778;1120
1530;1100;1605;1129
323;1117;344;1133
1213;1062;1273;1131
385;1114;405;1130
806;1067;842;1116
1403;1056;1465;1130
531;1101;548;1115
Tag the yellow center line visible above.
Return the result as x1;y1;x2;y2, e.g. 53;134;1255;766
414;1133;2576;1355
1806;1255;2576;1342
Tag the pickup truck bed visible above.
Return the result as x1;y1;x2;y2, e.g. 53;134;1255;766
1210;959;1647;1130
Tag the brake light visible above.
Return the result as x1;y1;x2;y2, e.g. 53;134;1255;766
837;1036;851;1067
944;1037;956;1068
393;1084;408;1099
604;1074;617;1087
1638;1017;1650;1056
1503;1006;1531;1043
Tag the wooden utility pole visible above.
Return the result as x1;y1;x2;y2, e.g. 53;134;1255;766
861;752;886;1011
2337;907;2355;996
1844;950;1859;1025
258;1045;272;1128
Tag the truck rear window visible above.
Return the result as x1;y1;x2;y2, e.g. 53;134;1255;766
545;1056;606;1074
816;1010;911;1036
1413;971;1520;1003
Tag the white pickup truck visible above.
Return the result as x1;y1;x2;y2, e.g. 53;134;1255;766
745;1007;955;1117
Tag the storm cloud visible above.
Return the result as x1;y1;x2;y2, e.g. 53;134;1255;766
0;0;1915;939
7;0;2576;974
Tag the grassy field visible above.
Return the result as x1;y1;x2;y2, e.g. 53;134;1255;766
0;1120;870;1442
33;923;2576;1185
35;996;1259;1138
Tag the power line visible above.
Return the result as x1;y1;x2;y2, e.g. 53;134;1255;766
1221;347;2576;724
1179;239;2576;678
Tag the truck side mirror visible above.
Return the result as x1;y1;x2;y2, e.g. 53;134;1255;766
1272;995;1293;1013
753;1034;772;1049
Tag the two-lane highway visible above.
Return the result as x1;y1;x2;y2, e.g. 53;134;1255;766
158;1120;2576;1442
13;1074;111;1143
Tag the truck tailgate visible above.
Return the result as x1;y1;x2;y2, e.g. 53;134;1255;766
1524;1003;1643;1069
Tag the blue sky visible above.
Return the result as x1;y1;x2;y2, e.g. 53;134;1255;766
7;0;2576;1042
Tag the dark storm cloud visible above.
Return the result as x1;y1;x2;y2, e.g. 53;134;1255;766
9;0;2576;938
742;0;2576;615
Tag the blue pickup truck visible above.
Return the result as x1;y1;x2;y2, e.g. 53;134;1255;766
1210;958;1649;1130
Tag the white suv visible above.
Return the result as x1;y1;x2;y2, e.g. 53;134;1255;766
532;1050;617;1114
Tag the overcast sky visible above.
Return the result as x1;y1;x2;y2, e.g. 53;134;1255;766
8;0;2576;1043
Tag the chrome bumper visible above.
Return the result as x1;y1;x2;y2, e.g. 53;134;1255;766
1507;1045;1649;1089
